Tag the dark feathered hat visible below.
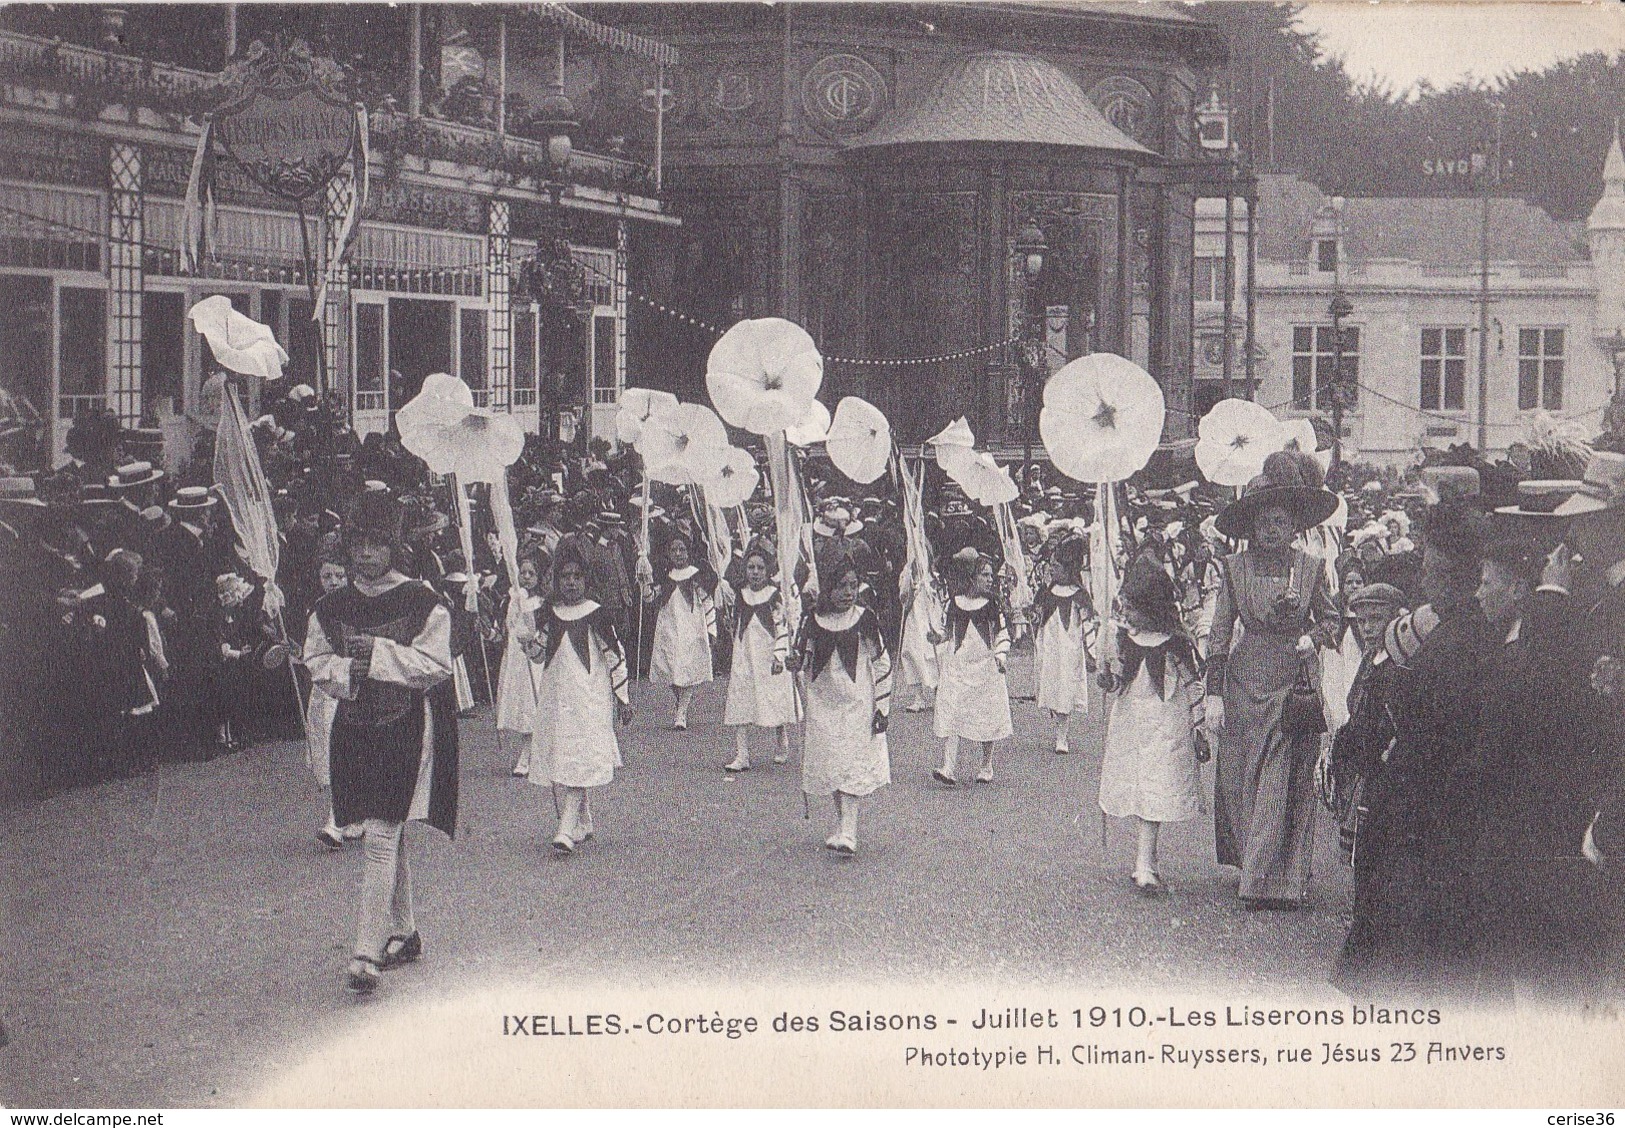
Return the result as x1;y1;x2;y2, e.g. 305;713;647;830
1215;449;1338;539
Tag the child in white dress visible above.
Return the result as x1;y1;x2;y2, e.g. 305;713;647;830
1097;556;1204;895
521;542;634;854
930;548;1013;786
790;555;892;856
643;534;715;730
723;543;798;772
498;551;548;776
1032;534;1094;754
306;553;365;849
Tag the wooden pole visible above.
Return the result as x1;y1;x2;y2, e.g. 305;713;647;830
496;15;508;136
408;6;423;119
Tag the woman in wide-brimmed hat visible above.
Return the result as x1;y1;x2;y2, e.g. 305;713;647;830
1206;450;1341;910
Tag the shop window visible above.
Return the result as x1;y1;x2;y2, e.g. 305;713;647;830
1420;327;1467;411
459;307;488;401
354;303;386;412
1291;324;1358;411
513;306;537;407
58;287;106;414
287;297;322;389
591;312;618;406
141;290;186;416
1518;328;1564;411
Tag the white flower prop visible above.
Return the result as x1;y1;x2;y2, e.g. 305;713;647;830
1194;397;1281;487
1040;353;1165;484
928;416;979;483
825;397;892;484
396;373;524;483
615;387;680;445
640;402;730;486
706;317;824;435
785;398;832;448
188;295;289;382
960;451;1019;506
1276;415;1332;474
699;445;761;509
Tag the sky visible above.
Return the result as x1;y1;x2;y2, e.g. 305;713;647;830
1292;1;1625;93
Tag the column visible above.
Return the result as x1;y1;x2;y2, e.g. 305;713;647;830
322;173;354;404
108;143;143;426
614;218;628;403
486;198;512;411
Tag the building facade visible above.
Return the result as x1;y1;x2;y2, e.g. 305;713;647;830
1193;138;1625;466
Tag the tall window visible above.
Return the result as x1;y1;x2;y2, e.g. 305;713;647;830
591;312;618;406
1292;325;1359;411
353;303;385;412
287;297;321;389
1518;328;1564;411
512;306;537;407
58;287;106;412
1420;327;1468;411
1316;239;1339;273
459;307;488;397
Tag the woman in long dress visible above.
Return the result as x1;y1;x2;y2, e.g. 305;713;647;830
723;542;798;772
792;554;892;857
522;540;633;853
1099;556;1204;894
497;551;548;776
1032;533;1094;754
643;534;715;731
1205;453;1340;909
931;548;1013;786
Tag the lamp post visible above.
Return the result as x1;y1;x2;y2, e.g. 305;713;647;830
1328;289;1354;468
530;57;576;443
1014;219;1048;475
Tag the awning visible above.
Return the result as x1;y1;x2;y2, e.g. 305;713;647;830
525;4;679;67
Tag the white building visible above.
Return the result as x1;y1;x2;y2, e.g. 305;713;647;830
1193;136;1625;466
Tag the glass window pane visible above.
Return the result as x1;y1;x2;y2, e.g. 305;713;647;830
1544;360;1563;409
1342;327;1359;355
1545;329;1564;357
1444;358;1466;410
459;307;487;389
1518;359;1539;410
1446;328;1466;355
1519;328;1540;357
592;313;617;404
1292;355;1312;406
59;287;105;397
287;297;321;388
141;290;185;413
1293;326;1313;352
1420;358;1440;410
1315;326;1335;351
1422;328;1441;355
354;304;384;393
513;308;536;390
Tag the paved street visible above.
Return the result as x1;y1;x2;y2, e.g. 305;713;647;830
1;667;1356;1108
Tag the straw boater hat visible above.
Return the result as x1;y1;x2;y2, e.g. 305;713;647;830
108;461;164;491
168;485;217;512
1494;477;1586;518
1552;451;1625;517
0;477;45;508
1215;450;1338;539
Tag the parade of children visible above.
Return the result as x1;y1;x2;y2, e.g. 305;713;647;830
4;301;1622;1011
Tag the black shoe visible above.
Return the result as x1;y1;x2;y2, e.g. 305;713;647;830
345;955;383;995
318;827;344;851
382;931;422;969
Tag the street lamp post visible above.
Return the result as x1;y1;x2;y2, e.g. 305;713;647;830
1328;289;1354;468
1014;220;1048;477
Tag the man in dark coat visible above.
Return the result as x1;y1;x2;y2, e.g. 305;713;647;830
1464;536;1614;1003
157;486;225;760
1338;499;1490;999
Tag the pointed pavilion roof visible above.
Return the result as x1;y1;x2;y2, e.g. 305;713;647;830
1589;122;1625;233
848;50;1153;158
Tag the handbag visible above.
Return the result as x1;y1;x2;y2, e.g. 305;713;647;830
1281;656;1327;738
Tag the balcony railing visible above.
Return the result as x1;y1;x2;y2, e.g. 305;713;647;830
369;111;657;198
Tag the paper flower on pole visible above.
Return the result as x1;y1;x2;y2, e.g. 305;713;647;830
396;373;525;483
615;387;680;445
959;451;1019;506
928;416;979;483
1039;353;1165;483
825;397;892;484
706;317;824;435
1194;397;1282;487
639;402;730;486
698;445;761;509
1275;416;1333;474
188;295;289;382
785;399;832;448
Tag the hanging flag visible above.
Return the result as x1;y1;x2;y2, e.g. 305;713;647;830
213;384;284;617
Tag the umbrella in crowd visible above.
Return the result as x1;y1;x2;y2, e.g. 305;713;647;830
825;396;891;484
706;317;824;435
